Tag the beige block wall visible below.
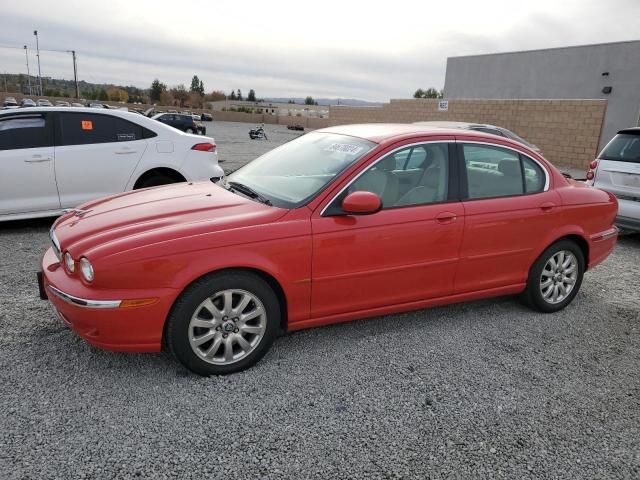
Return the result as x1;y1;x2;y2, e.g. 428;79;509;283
329;99;607;169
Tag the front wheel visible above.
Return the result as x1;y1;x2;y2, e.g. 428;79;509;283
521;240;585;313
165;271;281;375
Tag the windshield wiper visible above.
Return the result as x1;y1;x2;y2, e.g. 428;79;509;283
227;181;272;206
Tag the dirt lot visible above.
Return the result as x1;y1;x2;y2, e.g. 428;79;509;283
0;121;638;479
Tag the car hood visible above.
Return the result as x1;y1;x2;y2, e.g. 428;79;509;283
53;182;287;258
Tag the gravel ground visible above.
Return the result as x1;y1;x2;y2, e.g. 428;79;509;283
0;121;639;479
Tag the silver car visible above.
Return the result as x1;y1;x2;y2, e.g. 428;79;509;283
413;121;541;154
587;127;640;231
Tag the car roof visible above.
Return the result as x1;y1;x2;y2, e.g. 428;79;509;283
618;127;640;135
318;123;497;143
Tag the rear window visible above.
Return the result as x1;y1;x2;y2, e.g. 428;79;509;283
600;134;640;163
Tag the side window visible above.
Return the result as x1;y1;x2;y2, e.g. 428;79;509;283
350;143;449;209
522;155;545;193
463;144;523;199
59;113;145;146
0;114;51;150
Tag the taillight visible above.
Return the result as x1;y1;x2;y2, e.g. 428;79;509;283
585;159;598;183
192;143;216;152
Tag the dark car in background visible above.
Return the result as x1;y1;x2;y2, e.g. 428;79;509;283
152;112;206;135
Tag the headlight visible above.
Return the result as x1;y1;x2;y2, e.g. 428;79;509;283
64;252;75;273
79;258;94;282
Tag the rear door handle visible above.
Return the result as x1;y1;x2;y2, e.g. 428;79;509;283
115;149;137;155
24;155;52;163
540;202;556;212
436;212;457;224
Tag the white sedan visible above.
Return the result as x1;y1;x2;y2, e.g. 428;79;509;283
0;107;224;221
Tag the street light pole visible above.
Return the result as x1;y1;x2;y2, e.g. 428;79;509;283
34;30;43;96
71;50;79;99
24;45;32;96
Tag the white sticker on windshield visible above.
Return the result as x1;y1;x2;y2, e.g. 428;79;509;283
325;143;363;155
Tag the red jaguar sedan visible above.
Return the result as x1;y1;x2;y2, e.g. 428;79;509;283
40;124;618;375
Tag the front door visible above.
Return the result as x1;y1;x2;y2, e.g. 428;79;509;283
310;141;464;319
0;112;60;215
54;112;147;208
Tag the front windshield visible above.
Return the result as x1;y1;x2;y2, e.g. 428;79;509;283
227;132;376;208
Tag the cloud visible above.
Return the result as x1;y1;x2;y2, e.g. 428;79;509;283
1;0;638;101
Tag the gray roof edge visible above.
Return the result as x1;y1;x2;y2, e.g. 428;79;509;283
447;39;640;61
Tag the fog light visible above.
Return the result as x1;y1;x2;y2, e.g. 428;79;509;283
64;252;75;273
79;257;94;282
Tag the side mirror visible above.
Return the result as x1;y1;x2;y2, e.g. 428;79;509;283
341;191;382;215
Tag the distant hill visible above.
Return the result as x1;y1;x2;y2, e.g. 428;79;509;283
262;97;383;107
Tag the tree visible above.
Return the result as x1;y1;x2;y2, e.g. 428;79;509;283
205;90;226;102
170;84;189;107
97;88;108;101
413;87;443;99
247;89;256;102
236;89;243;101
150;79;167;101
230;90;236;100
190;75;204;95
107;87;129;103
304;96;315;105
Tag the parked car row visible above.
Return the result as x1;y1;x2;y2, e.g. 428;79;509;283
0;107;223;222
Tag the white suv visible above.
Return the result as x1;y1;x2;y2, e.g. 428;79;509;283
0;107;224;221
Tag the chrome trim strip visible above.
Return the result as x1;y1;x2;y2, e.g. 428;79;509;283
319;139;550;216
49;228;61;260
47;285;121;309
591;226;619;242
320;140;455;216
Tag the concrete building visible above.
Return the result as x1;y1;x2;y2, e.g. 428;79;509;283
444;40;640;150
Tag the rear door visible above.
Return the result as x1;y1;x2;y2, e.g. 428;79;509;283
54;112;148;208
0;112;60;215
455;139;561;293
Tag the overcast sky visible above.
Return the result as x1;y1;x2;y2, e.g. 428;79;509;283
1;0;638;101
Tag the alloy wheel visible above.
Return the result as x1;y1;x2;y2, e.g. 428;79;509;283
188;289;267;365
539;250;578;305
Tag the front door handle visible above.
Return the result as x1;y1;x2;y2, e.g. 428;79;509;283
540;202;556;212
24;155;52;163
115;149;137;155
436;212;457;224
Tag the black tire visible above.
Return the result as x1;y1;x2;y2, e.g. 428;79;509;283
136;174;177;189
521;239;585;313
165;271;281;375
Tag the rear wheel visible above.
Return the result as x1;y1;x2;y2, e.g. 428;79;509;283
166;271;281;375
185;127;195;134
136;174;178;189
521;240;585;312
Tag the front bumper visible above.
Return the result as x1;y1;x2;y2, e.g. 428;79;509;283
40;247;179;352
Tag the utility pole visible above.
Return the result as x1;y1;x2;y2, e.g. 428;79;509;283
24;45;32;96
34;30;42;96
71;50;79;99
